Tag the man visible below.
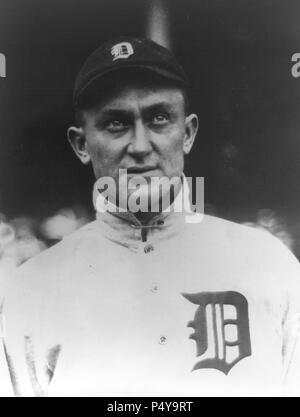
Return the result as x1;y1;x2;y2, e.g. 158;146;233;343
3;36;300;397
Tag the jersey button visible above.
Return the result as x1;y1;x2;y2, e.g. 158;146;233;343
159;336;167;345
144;243;154;254
150;283;159;293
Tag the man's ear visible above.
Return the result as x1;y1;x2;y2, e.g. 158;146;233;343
67;126;91;165
183;113;199;155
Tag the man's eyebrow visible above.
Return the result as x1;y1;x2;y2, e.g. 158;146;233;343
96;108;131;117
143;102;174;112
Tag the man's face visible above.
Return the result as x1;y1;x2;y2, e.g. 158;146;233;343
69;80;198;210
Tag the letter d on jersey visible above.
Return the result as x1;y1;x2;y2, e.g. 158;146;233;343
183;291;251;375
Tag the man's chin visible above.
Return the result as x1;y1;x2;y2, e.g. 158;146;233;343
115;172;183;214
118;186;176;214
126;169;161;183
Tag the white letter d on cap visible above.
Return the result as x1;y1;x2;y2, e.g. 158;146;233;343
111;42;134;61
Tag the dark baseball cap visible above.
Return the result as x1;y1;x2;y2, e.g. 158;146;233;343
73;36;188;107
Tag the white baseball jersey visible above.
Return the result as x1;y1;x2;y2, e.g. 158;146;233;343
2;186;300;396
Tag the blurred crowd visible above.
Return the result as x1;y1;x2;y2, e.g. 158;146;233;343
242;209;294;252
0;207;91;277
0;206;295;277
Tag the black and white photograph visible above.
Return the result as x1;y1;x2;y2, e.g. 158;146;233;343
0;0;300;398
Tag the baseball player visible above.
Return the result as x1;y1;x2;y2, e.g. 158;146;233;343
2;37;300;397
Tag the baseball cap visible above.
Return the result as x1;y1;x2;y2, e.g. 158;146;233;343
73;36;188;107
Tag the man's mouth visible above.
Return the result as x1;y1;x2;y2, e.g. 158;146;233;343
126;166;157;174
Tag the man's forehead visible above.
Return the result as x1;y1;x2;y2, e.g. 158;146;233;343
89;85;185;114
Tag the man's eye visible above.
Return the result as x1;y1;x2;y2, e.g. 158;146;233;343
152;113;169;125
106;120;128;132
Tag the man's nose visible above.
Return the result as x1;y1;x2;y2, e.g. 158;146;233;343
127;121;152;157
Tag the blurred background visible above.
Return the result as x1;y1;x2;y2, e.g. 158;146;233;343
0;0;300;269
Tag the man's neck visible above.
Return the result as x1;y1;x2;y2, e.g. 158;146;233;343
129;177;184;224
134;210;161;225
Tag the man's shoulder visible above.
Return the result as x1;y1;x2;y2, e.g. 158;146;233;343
198;213;282;244
2;220;105;319
193;213;299;268
10;219;102;283
193;213;267;241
